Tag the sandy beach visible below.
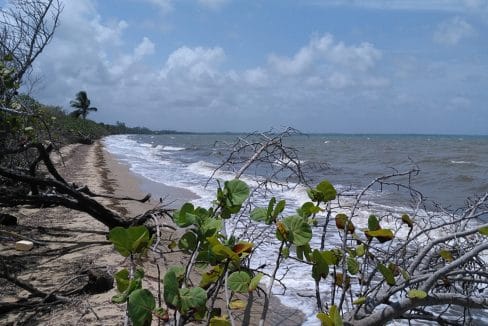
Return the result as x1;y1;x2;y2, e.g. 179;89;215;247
0;140;305;325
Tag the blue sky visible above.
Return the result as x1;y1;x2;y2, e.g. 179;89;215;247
30;0;488;134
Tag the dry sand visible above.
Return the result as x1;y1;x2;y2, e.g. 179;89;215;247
0;140;305;325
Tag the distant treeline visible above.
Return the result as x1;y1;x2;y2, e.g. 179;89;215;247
4;95;182;146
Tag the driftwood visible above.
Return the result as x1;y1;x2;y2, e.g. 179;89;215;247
0;142;170;229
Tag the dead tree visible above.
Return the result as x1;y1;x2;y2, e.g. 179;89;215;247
0;142;168;229
0;0;62;104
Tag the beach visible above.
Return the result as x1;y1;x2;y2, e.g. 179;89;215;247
0;140;305;325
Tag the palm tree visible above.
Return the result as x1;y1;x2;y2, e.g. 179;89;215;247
70;91;97;119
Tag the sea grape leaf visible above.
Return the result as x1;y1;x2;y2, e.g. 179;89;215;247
312;249;329;281
108;226;151;257
178;231;198;253
201;217;222;237
316;180;337;202
229;300;246;310
479;226;488;236
279;216;313;246
353;296;367;305
224;179;249;206
296;244;312;262
334;273;350;289
273;200;286;217
275;221;289;241
179;287;207;314
401;214;414;228
210;316;231;326
329;305;343;326
211;243;239;263
347;256;360;275
378;263;396;286
127;289;155;326
365;229;394;243
163;270;180;308
408;289;427;299
298;202;320;218
267;197;276;218
439;249;453;262
322;249;342;266
368;215;380;231
316;312;334;326
335;214;355;234
227;271;251;293
199;266;223;289
250;207;267;223
114;268;130;293
173;203;196;227
233;242;253;256
356;244;366;257
248;273;263;291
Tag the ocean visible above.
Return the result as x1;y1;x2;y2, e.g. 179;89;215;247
103;133;488;324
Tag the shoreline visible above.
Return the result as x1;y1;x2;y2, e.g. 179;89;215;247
100;139;199;212
100;139;307;325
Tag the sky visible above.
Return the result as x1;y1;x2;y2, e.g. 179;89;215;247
27;0;488;134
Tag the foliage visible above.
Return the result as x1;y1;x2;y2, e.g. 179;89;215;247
69;91;98;119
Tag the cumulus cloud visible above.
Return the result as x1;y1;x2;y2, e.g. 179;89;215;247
268;34;381;76
433;17;475;45
31;3;391;132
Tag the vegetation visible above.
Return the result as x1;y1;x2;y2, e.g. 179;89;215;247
69;91;98;120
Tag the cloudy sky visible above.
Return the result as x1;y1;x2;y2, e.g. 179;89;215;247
30;0;488;134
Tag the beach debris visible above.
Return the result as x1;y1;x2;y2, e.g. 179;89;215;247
15;240;34;251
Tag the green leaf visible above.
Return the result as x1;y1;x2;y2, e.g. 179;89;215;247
353;296;367;305
479;226;488;236
298;202;320;218
108;226;151;257
248;273;263;291
178;231;198;253
114;268;130;293
179;287;207;314
273;200;286;218
347;256;360;275
199;266;224;289
111;293;128;304
312;249;329;281
329;305;343;326
210;316;231;326
368;215;381;231
267;197;276;218
250;207;267;223
378;263;396;286
173;203;196;227
439;249;453;262
201;217;223;237
279;216;313;246
408;289;428;299
227;271;251;293
211;243;239;263
163;270;180;308
229;299;247;310
127;289;155;326
316;180;337;202
322;249;343;266
364;229;394;243
356;244;366;257
401;214;414;228
335;214;355;234
296;244;312;261
316;312;334;326
224;179;249;206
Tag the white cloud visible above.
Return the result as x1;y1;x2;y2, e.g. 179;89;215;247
268;34;381;76
433;17;475;45
310;0;476;12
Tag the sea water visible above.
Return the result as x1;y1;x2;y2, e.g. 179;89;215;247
104;133;488;324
